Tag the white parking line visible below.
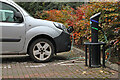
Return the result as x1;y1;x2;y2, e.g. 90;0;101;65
25;64;47;68
0;65;11;69
1;59;85;69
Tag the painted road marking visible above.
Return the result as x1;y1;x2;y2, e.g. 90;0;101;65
0;65;11;69
25;64;47;68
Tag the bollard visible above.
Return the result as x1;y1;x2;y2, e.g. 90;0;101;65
84;12;106;68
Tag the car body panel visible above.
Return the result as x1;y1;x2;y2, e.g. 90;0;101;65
0;0;71;55
0;22;25;53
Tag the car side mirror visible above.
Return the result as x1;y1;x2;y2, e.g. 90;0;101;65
14;12;23;22
67;26;74;33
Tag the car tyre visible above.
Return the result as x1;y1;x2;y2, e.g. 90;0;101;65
28;38;54;62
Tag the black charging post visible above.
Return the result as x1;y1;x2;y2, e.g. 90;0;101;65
84;12;106;68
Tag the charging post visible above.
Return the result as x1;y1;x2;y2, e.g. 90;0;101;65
84;12;106;68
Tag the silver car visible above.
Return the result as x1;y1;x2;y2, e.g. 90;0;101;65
0;0;73;62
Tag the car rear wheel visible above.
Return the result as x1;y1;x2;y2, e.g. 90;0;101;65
28;38;54;62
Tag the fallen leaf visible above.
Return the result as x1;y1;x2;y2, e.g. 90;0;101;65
76;70;79;72
112;73;115;75
82;71;86;74
100;70;104;73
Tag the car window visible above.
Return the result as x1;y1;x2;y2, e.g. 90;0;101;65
0;10;14;22
0;2;23;23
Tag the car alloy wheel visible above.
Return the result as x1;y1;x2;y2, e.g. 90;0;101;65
29;38;54;62
33;41;52;61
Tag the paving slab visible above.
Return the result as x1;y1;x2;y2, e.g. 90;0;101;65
0;51;119;79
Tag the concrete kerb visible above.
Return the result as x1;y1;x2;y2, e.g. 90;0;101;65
72;47;119;72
